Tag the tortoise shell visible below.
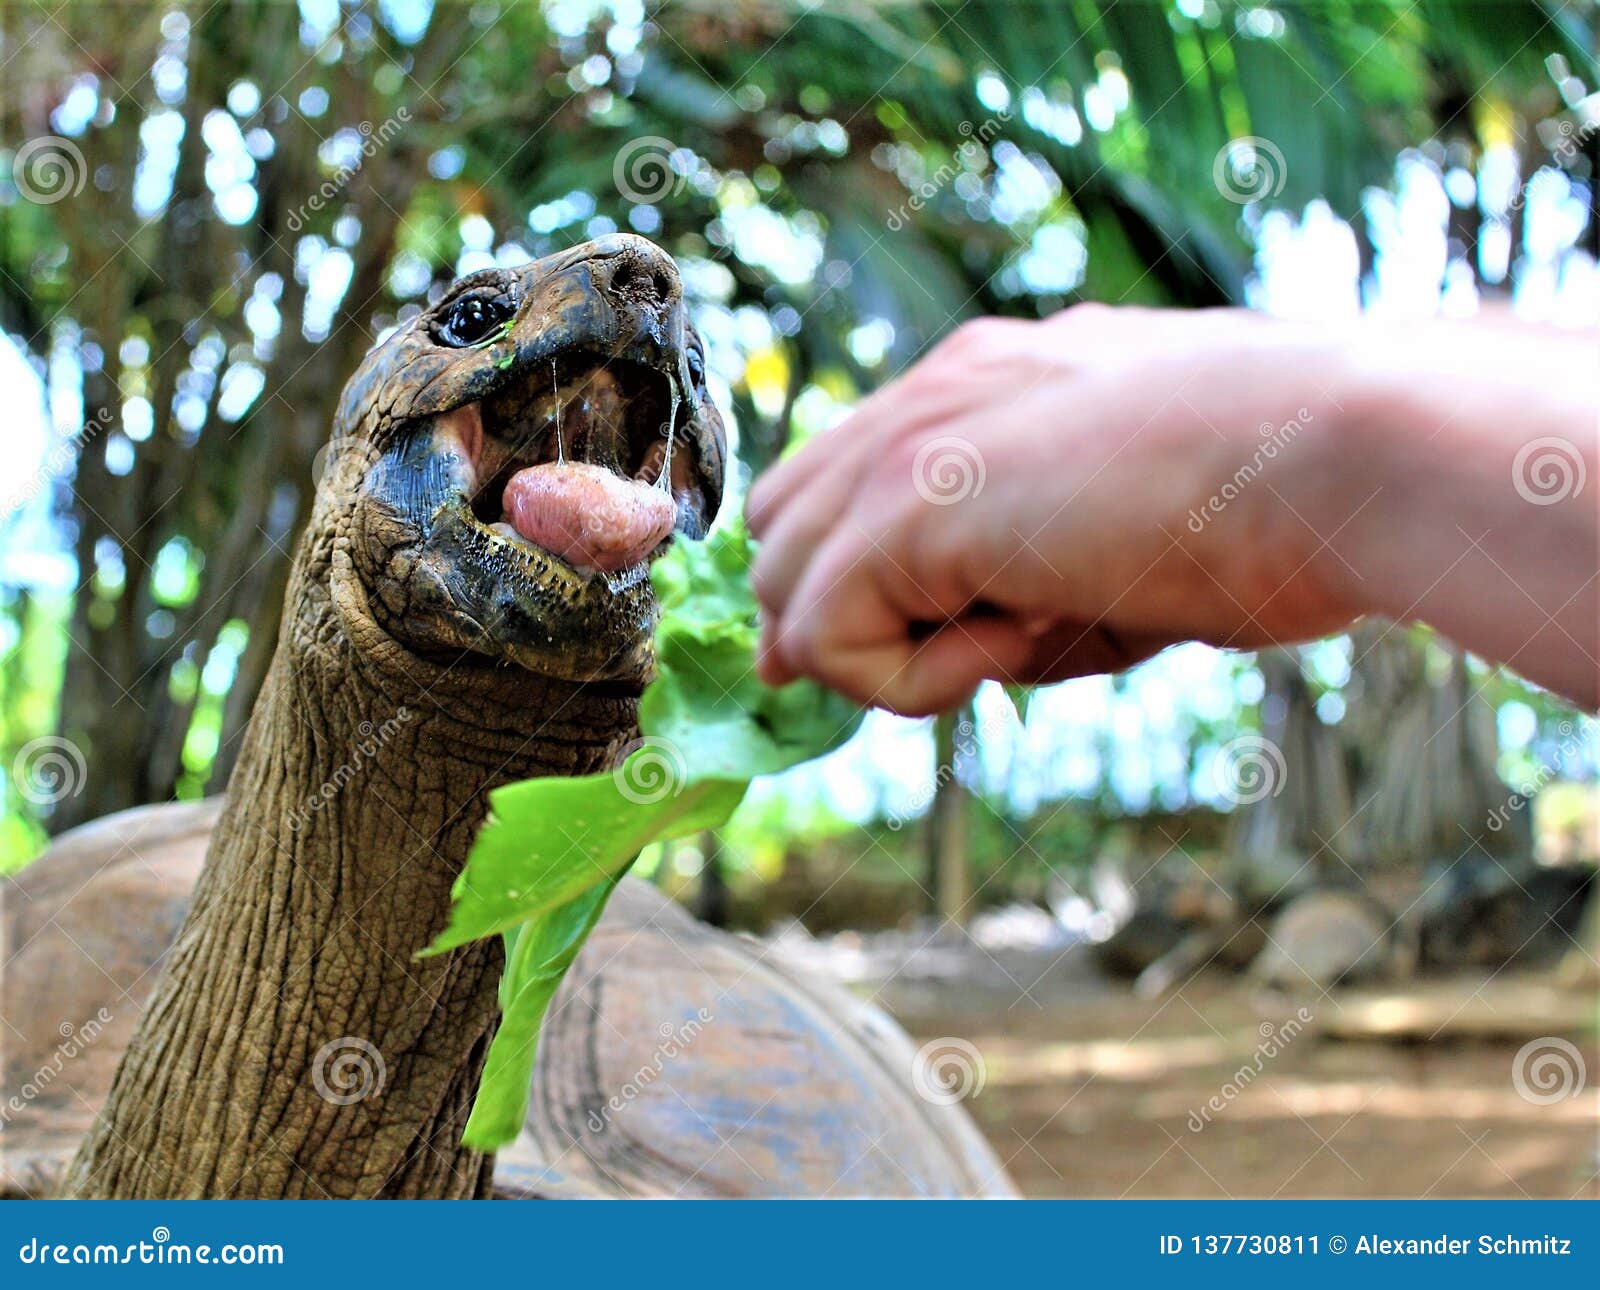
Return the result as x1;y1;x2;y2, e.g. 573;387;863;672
1;800;1013;1199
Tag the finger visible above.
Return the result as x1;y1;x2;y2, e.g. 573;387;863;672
747;408;874;537
746;436;829;536
747;364;974;537
873;617;1042;716
755;614;799;686
779;611;1041;716
771;530;1012;713
1015;618;1180;684
750;470;877;622
749;415;924;619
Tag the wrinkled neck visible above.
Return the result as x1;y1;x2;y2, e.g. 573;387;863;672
242;593;641;875
63;578;638;1199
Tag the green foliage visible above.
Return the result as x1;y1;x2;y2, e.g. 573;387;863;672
0;592;70;872
428;762;746;957
643;527;863;783
464;874;624;1152
430;523;862;1149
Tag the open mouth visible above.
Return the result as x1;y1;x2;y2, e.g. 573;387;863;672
440;349;692;586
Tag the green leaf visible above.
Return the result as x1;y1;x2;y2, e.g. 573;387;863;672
426;768;747;954
642;522;862;778
641;631;861;782
431;519;863;1150
461;874;621;1151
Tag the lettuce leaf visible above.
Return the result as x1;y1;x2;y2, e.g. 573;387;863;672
428;521;861;1151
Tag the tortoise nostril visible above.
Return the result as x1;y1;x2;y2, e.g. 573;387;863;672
607;253;678;314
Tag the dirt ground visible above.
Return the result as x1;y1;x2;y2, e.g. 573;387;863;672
891;971;1598;1199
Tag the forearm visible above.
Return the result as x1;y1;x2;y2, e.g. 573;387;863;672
748;305;1597;716
1311;315;1598;707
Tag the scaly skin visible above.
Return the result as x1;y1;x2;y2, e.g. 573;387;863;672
61;234;725;1198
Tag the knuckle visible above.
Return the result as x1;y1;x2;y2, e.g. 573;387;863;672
940;316;1012;356
748;557;780;609
1048;301;1113;334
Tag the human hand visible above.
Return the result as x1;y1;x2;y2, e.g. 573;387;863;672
746;305;1366;715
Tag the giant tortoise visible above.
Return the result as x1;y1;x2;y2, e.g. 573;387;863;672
0;235;1011;1199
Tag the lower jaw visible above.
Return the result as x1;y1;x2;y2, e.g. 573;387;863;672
452;498;664;594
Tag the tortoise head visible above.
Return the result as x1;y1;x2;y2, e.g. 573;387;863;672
319;234;726;686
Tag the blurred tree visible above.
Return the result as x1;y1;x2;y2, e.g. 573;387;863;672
1;0;1593;869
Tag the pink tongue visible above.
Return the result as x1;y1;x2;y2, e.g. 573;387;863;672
501;461;676;574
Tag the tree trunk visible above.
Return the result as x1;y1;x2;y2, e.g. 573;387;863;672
35;0;414;832
695;830;730;928
1230;629;1530;895
927;707;973;925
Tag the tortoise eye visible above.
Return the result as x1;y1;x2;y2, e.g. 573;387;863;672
438;295;512;347
686;346;706;393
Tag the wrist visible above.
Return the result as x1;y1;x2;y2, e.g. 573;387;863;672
1235;323;1391;631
